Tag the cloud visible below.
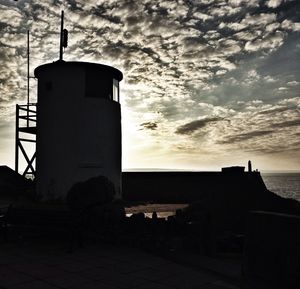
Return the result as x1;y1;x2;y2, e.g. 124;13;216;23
244;31;285;52
140;121;158;130
241;13;277;27
266;0;283;8
281;19;300;32
176;117;224;135
278;86;287;91
209;5;241;17
287;80;299;86
270;119;300;129
259;106;296;115
218;130;274;144
193;11;213;22
0;0;300;170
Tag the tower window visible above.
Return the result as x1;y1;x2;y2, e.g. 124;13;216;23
113;79;119;102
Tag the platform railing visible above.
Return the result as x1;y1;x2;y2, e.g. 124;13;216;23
15;103;37;178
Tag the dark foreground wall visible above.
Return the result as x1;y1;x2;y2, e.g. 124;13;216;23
122;171;266;203
244;211;300;289
122;171;300;233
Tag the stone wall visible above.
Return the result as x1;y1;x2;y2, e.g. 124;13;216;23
243;211;300;289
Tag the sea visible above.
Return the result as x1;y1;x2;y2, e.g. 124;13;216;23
261;172;300;201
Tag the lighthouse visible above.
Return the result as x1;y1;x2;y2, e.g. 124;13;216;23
33;12;123;201
34;61;123;200
14;12;123;201
34;11;123;200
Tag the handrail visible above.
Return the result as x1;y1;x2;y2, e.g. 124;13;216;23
18;108;36;114
15;103;37;178
17;104;37;125
18;103;37;106
19;116;37;122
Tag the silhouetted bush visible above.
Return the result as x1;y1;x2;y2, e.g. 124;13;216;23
66;176;124;250
66;175;115;212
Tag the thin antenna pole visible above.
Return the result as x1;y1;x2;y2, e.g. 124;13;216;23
59;11;64;61
15;104;19;173
27;30;30;127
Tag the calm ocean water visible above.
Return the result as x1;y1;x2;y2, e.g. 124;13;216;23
261;173;300;201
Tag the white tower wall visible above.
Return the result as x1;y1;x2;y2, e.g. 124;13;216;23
35;62;122;200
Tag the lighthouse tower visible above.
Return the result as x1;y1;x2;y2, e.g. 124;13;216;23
21;11;124;201
34;61;123;200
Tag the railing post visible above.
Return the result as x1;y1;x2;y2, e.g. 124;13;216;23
15;103;37;177
15;104;19;173
27;30;30;128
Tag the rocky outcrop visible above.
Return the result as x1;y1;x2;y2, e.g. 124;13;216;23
0;166;34;202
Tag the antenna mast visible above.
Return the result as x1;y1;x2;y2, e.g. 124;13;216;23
27;30;30;127
59;10;68;61
59;10;64;61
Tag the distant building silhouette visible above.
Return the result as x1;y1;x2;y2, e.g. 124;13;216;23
221;166;245;173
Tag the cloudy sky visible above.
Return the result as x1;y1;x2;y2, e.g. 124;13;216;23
0;0;300;172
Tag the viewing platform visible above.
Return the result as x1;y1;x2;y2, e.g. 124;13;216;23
15;104;37;178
